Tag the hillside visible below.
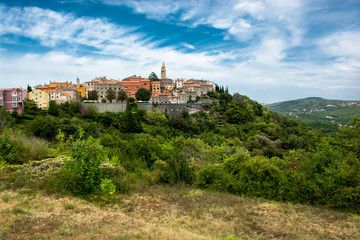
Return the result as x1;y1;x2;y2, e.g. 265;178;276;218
265;97;360;134
1;91;360;239
1;185;359;240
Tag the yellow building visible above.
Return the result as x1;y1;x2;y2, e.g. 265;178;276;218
151;81;161;93
28;89;50;110
76;86;86;98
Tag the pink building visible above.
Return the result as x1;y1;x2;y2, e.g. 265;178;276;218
0;88;28;114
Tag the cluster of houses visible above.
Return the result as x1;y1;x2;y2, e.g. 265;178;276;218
0;62;216;114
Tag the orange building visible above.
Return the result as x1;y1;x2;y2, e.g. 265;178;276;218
120;76;150;98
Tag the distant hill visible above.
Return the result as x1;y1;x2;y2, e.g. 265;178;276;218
265;97;360;134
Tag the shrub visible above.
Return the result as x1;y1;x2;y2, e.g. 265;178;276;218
0;129;50;164
196;164;231;191
28;115;61;141
100;178;116;202
56;129;107;195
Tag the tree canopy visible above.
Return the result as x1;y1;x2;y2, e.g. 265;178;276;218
135;88;151;101
117;90;128;102
88;90;99;101
106;89;116;103
149;72;159;81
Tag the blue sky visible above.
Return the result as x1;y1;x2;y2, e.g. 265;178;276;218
0;0;359;103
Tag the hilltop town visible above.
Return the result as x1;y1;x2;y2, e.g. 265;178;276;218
0;62;216;115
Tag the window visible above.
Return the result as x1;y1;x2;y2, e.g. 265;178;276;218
12;92;17;96
12;102;18;107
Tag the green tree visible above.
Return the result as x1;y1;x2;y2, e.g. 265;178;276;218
225;101;251;124
88;90;99;100
117;90;128;102
48;100;59;116
135;88;151;101
27;85;32;93
118;103;142;133
149;72;159;81
21;99;42;119
106;89;116;103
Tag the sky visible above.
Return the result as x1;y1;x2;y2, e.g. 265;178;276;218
0;0;359;103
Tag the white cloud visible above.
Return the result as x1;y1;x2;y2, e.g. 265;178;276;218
319;31;360;58
0;6;138;50
182;43;196;49
1;3;359;103
234;1;264;20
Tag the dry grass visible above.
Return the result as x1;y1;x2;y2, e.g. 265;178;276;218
1;186;359;240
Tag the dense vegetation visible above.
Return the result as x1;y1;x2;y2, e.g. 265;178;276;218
265;97;360;135
1;91;359;215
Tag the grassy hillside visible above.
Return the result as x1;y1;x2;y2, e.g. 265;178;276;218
265;97;360;134
1;186;359;240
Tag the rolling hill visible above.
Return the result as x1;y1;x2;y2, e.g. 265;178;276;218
265;97;360;134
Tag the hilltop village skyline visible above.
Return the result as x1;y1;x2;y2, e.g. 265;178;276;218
0;62;216;114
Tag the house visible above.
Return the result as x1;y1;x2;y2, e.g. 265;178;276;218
175;79;185;89
48;87;77;104
158;92;171;103
120;76;150;98
28;88;50;110
169;96;180;104
160;78;175;92
151;93;159;103
0;88;28;114
150;80;161;93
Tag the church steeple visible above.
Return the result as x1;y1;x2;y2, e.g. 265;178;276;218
161;62;166;79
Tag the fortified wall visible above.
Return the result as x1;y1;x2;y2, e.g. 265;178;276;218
82;102;205;117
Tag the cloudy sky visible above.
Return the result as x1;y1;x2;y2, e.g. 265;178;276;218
0;0;359;103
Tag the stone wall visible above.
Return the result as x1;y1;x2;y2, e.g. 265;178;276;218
82;102;203;116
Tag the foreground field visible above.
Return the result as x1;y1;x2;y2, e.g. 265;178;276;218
1;186;359;240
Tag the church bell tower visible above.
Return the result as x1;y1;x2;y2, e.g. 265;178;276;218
161;62;166;79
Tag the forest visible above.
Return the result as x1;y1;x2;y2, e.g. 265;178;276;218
1;89;359;217
266;97;360;135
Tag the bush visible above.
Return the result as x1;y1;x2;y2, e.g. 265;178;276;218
56;129;107;195
0;129;50;164
28;115;61;141
196;164;231;191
